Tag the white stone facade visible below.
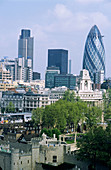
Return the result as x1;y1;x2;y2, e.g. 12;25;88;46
76;69;103;104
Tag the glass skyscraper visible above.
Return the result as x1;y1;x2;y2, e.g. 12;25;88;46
17;29;34;82
48;49;68;75
83;25;105;81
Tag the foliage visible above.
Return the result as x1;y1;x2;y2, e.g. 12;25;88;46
32;90;102;135
63;89;75;102
40;128;61;140
52;128;61;139
103;90;111;121
66;139;74;144
5;102;15;113
85;106;102;130
1;108;5;113
32;107;44;126
77;126;111;168
42;100;68;131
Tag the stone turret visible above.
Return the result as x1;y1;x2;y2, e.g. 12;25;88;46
11;148;19;170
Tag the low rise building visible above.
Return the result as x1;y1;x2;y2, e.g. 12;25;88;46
46;86;67;104
1;91;24;112
0;82;14;91
54;74;77;90
0;63;12;83
24;91;50;112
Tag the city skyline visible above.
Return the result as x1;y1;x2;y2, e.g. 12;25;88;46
0;0;111;79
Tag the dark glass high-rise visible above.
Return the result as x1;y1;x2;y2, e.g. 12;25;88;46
48;49;68;75
83;25;105;81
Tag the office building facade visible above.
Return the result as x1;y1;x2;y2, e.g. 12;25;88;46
17;29;34;82
69;59;71;74
54;74;77;90
83;25;105;82
45;67;60;88
0;63;12;83
33;72;40;80
48;49;68;74
0;57;16;81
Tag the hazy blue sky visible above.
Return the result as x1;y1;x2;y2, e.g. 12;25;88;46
0;0;111;79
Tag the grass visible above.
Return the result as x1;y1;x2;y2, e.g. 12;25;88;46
66;133;86;137
66;140;74;144
66;134;74;136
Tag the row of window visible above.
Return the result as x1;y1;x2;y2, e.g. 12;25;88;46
13;159;30;166
3;95;23;99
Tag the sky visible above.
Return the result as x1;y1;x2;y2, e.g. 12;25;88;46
0;0;111;79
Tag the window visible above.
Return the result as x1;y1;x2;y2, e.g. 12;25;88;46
53;156;57;163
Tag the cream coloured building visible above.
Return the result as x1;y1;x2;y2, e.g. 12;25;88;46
76;69;103;106
0;63;14;91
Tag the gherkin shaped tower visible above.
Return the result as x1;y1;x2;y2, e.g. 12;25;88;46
83;25;105;81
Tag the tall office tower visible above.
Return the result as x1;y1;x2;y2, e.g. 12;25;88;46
69;59;71;74
83;25;105;82
18;29;34;82
48;49;68;74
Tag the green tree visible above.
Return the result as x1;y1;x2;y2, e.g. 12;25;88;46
52;128;61;139
32;107;44;126
42;100;68;131
55;100;68;131
42;104;57;128
103;90;111;122
40;128;61;140
85;106;102;130
63;89;75;102
77;126;111;169
66;101;87;143
6;102;15;113
40;128;49;136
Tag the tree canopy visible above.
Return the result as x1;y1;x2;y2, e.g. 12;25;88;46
32;90;102;134
103;89;111;122
77;125;111;168
6;101;15;113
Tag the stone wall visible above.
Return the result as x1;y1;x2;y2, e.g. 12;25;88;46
0;152;11;170
39;144;65;165
11;148;32;170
